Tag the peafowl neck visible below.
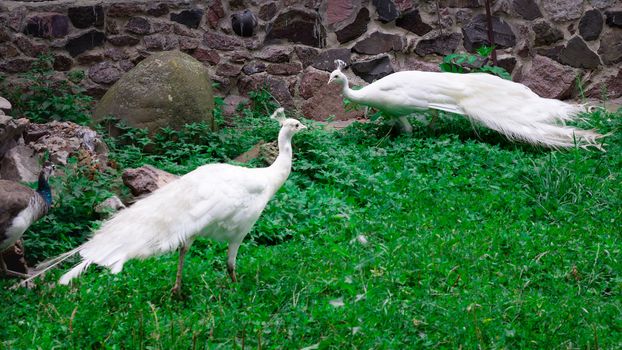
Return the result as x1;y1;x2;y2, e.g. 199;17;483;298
340;77;363;103
36;173;52;208
269;127;293;187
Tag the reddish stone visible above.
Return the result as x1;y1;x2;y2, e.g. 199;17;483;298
1;58;34;73
400;57;441;72
144;34;179;51
259;2;279;21
179;37;201;51
13;35;47;57
24;13;69;39
0;44;19;59
302;81;363;121
299;69;330;99
108;35;140;46
77;52;105;65
53;54;73;71
230;51;252;64
238;74;294;107
267;62;302;75
192;47;220;65
105;48;130;61
256;46;293;63
207;0;225;28
311;48;351;72
352;31;405;55
203;32;243;51
108;3;145;18
326;0;358;26
517;55;576;99
216;63;242;77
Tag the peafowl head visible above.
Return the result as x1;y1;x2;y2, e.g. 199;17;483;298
270;108;306;137
328;59;348;86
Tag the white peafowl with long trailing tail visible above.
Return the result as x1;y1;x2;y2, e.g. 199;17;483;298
25;109;306;294
328;60;604;149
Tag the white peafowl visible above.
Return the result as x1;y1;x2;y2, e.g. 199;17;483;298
27;109;305;294
328;60;604;149
1;162;55;278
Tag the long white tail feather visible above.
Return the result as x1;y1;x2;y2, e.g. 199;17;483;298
449;74;604;149
16;246;82;287
59;260;91;285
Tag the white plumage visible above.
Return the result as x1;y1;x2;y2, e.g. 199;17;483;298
328;60;604;149
31;109;306;293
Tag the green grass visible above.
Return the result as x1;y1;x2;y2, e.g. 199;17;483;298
1;106;621;349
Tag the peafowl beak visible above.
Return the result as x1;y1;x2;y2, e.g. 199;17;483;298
328;76;334;84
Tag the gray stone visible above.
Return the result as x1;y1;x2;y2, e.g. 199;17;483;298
0;144;40;182
88;61;123;84
0;58;34;73
559;36;601;69
265;9;326;47
93;51;215;134
256;46;293;63
373;0;399;23
243;62;266;75
179;37;201;51
533;19;564;46
462;14;516;52
108;35;140;47
107;2;144;17
95;196;126;216
587;69;622;99
598;29;622;64
518;55;575;99
312;48;351;72
24;121;109;166
605;11;622;28
351;55;394;83
536;45;564;61
455;9;474;24
396;9;432;36
104;48;129;61
143;34;179;51
352;31;405;55
579;9;603;41
497;55;517;74
125;17;151;35
147;3;169;17
222;95;250;117
335;7;369;44
295;46;320;68
0;116;28;159
229;51;252;64
589;0;616;9
439;0;481;7
512;0;542;20
542;0;584;23
266;63;302;76
415;32;462;56
122;165;178;197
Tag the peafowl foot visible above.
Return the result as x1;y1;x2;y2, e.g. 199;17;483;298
2;269;31;279
227;265;237;283
170;283;182;296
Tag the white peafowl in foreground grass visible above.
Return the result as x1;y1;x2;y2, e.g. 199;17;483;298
328;60;604;149
27;109;306;294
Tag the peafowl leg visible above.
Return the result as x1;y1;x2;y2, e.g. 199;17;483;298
227;242;241;282
429;110;440;129
171;243;190;295
0;255;30;279
397;116;413;134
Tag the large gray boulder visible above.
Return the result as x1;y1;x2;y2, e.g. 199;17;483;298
93;51;215;134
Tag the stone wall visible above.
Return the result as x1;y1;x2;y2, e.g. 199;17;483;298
1;0;621;121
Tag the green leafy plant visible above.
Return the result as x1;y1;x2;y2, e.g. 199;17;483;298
0;53;93;124
440;46;511;80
